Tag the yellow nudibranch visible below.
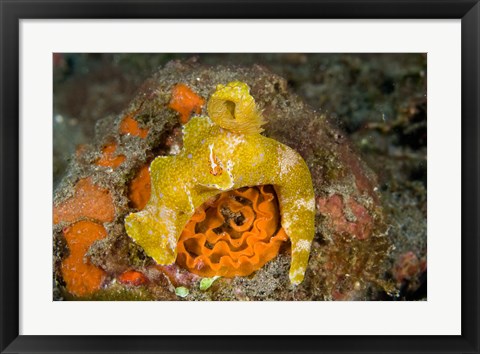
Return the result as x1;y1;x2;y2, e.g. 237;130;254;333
125;81;315;284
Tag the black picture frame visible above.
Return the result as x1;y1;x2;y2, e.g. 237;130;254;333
1;1;479;353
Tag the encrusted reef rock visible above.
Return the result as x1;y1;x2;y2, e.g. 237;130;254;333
53;59;394;301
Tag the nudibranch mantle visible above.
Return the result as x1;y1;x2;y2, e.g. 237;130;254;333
125;81;315;284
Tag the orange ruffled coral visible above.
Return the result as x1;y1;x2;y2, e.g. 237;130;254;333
176;185;288;278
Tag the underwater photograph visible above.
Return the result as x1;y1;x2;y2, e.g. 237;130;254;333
52;53;427;301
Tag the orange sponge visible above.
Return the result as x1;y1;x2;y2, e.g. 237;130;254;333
128;164;151;210
176;185;287;278
119;115;149;139
61;221;108;297
95;142;126;168
53;177;115;225
168;83;205;124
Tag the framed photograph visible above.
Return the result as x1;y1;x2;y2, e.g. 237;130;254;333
1;1;478;353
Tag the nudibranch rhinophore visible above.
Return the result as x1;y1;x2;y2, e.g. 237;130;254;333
125;81;315;284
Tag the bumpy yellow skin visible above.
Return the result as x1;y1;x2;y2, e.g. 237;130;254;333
125;82;315;284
